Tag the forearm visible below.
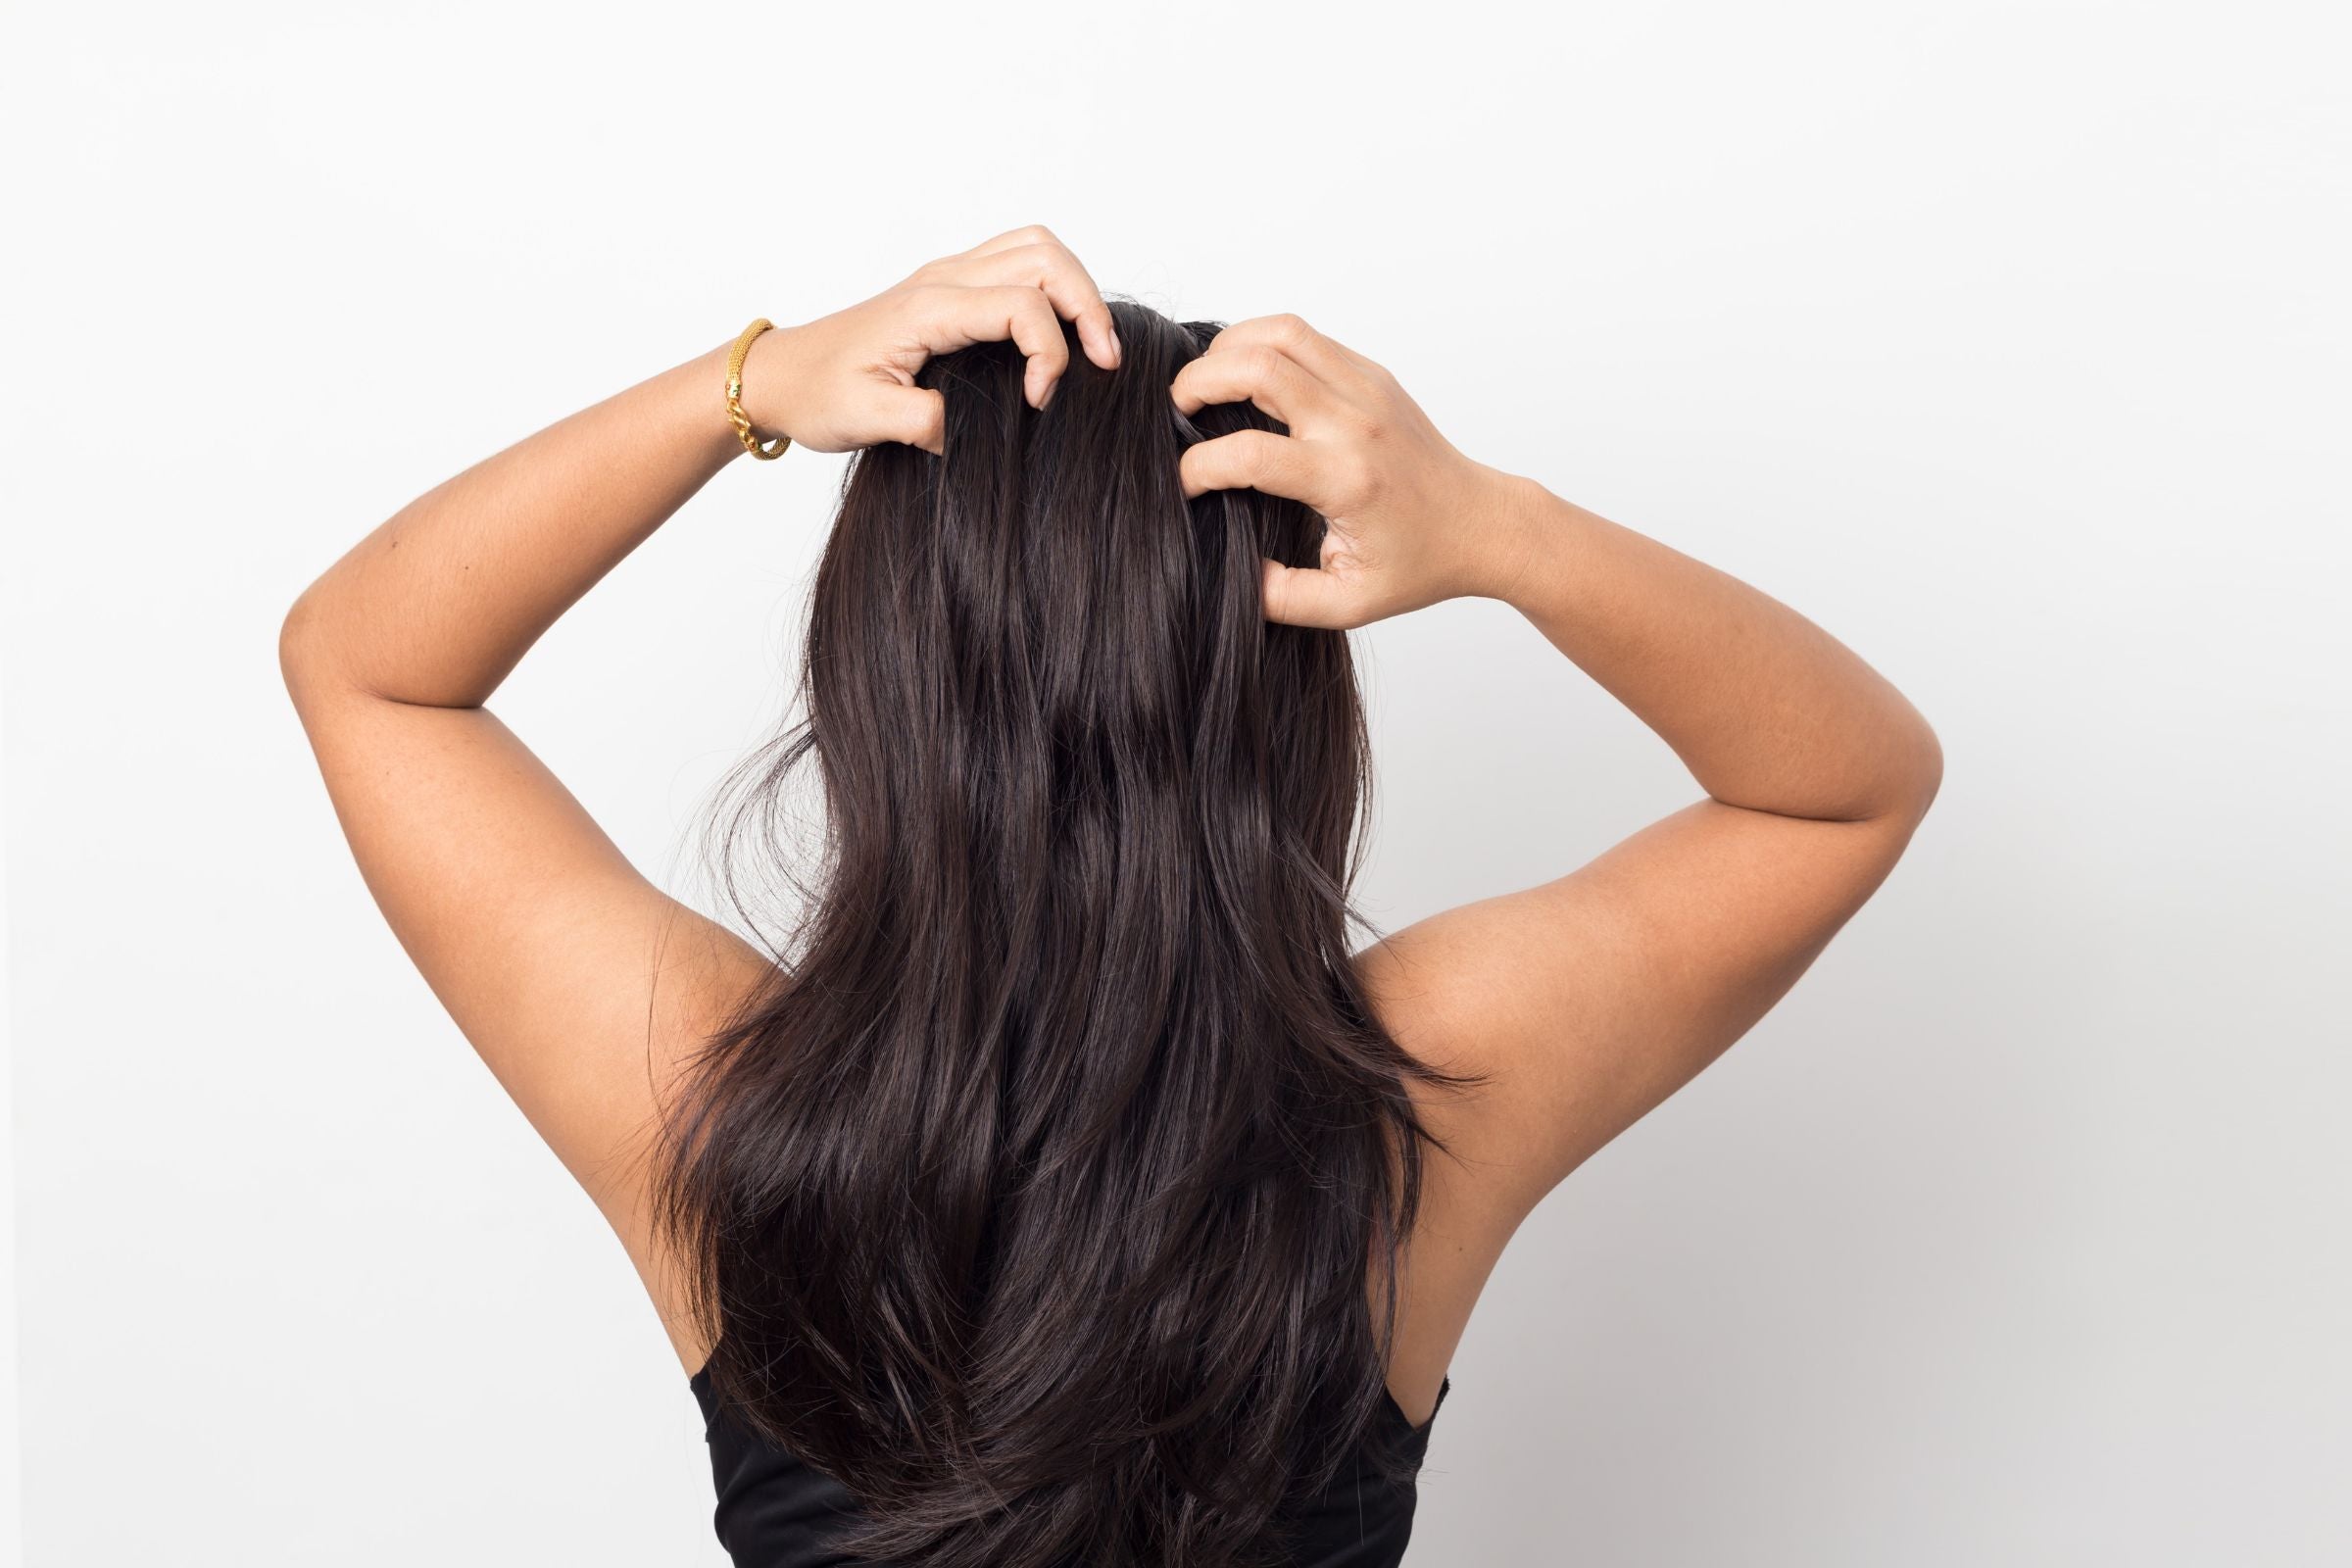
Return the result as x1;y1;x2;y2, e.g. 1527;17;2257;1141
1485;476;1942;824
282;332;765;707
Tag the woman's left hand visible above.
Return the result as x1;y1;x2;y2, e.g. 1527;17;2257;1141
736;224;1122;456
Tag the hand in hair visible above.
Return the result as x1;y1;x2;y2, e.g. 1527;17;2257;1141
1171;314;1537;629
736;223;1122;456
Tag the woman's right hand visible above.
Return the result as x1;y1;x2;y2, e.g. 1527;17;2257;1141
1169;315;1539;629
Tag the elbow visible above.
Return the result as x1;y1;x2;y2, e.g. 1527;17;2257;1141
276;593;307;699
1886;710;1945;826
276;586;335;708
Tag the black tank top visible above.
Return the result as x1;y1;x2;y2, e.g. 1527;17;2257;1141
690;1361;1451;1567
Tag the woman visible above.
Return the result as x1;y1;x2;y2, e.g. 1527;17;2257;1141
280;225;1941;1567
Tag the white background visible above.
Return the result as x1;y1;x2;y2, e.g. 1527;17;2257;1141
6;3;2347;1563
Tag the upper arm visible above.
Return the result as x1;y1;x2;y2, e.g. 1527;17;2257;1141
1359;790;1936;1218
278;612;775;1251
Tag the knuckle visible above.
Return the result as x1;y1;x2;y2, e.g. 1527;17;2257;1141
1268;312;1313;343
1238;344;1286;380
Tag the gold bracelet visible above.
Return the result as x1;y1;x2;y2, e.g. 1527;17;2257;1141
724;318;791;461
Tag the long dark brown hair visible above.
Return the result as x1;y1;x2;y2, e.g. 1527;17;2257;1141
653;299;1482;1567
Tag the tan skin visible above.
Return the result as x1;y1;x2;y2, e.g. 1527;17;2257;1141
280;225;1942;1431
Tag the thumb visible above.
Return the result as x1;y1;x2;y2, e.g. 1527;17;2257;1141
866;383;947;455
1259;558;1361;630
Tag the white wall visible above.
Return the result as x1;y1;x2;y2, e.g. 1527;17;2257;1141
6;3;2346;1562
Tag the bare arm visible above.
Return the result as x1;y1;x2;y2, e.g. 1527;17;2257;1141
278;337;768;1217
1493;480;1942;827
287;339;744;706
278;227;1123;1355
1173;316;1942;1214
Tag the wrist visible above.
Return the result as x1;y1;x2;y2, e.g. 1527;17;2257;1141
735;322;801;446
682;338;755;467
1454;466;1560;607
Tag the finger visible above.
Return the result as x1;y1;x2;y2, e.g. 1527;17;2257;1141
939;241;1120;370
946;284;1070;409
865;382;947;455
1202;314;1371;390
1258;557;1361;630
1169;343;1341;425
1179;427;1335;507
958;221;1062;260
